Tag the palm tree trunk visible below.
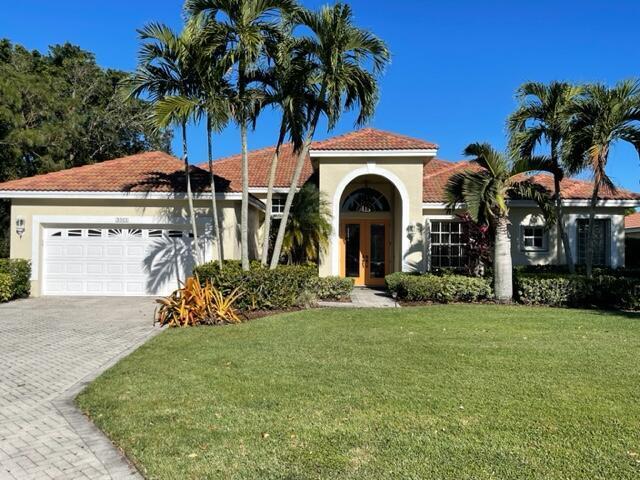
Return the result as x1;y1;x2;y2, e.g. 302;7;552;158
260;122;287;266
493;215;513;303
585;181;600;278
269;83;327;269
206;117;223;263
182;122;201;264
553;174;574;273
240;118;250;271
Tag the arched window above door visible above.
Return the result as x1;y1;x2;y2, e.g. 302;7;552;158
341;187;390;213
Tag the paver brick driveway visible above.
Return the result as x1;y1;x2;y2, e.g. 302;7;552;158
0;297;160;480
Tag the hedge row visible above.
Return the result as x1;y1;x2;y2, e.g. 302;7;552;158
0;259;31;302
386;272;493;303
194;261;353;310
385;270;639;310
515;273;640;310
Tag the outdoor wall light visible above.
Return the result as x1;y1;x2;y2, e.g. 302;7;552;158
15;216;25;238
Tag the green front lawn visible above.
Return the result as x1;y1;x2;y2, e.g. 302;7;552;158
77;306;640;479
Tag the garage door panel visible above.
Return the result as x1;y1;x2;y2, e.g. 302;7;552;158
43;226;196;296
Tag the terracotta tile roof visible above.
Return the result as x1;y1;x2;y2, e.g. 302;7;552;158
423;158;640;203
625;212;640;229
311;127;438;150
0;151;230;194
206;143;314;191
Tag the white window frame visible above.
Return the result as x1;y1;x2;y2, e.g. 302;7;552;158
428;219;469;270
520;225;548;252
271;196;285;216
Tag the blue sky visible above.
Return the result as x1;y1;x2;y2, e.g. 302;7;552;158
2;0;639;191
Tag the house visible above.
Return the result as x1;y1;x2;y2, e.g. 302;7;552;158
1;128;638;297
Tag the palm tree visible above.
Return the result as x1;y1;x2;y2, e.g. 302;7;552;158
186;17;233;262
254;35;315;265
281;183;331;264
186;0;298;271
269;3;390;268
565;79;640;277
509;81;581;273
445;143;553;302
126;23;202;263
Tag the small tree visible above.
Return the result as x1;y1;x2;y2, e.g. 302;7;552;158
445;143;554;302
457;212;492;276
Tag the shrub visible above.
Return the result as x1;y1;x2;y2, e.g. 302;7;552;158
388;272;493;303
515;273;640;310
0;273;13;302
385;271;409;295
0;259;31;300
310;276;354;301
194;261;317;310
155;276;242;327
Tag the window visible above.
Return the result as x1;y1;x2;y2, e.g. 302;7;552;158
67;229;82;237
271;197;285;215
342;188;390;213
577;218;610;266
87;229;102;237
521;226;547;251
430;221;469;269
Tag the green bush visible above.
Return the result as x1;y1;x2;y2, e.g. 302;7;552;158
0;259;31;300
194;261;317;310
0;273;13;302
388;272;493;303
310;276;354;301
515;273;640;310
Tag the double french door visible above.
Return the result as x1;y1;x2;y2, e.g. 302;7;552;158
340;219;389;286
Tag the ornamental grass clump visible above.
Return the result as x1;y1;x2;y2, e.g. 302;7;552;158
155;276;242;327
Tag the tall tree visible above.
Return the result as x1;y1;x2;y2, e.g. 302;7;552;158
565;79;640;277
127;23;202;263
445;143;553;302
254;35;315;265
269;3;390;268
186;0;298;271
186;17;233;263
508;81;581;273
0;39;170;258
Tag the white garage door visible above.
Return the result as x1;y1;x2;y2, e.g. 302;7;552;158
43;227;196;296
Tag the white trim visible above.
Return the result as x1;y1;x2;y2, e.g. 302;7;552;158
247;187;297;194
311;149;438;158
330;166;411;275
0;190;265;209
30;214;212;282
423;199;640;209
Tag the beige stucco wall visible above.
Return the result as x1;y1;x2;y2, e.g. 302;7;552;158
423;205;628;268
318;156;429;277
9;197;261;296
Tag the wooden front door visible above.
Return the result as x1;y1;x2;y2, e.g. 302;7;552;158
340;220;389;286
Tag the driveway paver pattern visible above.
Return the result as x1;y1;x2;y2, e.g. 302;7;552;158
0;296;160;479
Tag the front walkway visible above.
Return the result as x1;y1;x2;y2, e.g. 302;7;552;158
0;297;160;480
320;287;398;308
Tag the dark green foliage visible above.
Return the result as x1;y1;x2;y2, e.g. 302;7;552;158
388;272;493;303
0;39;172;250
515;273;640;310
309;276;354;301
0;39;171;182
0;273;12;302
194;260;317;310
0;258;30;300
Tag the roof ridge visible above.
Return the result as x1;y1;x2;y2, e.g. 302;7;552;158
424;159;471;178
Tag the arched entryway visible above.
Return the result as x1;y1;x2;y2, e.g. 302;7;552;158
337;175;403;286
